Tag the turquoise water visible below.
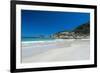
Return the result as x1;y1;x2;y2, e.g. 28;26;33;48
22;37;55;41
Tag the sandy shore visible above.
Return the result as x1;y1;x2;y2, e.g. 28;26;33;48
21;39;90;63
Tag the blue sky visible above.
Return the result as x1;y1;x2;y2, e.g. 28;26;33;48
21;10;90;37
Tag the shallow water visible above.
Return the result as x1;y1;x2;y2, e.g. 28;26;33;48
22;37;55;41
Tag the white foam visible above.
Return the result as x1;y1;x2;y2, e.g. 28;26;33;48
22;39;76;44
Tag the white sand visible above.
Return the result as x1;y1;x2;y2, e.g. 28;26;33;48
21;39;90;63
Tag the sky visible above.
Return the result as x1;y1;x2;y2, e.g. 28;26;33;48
21;10;90;37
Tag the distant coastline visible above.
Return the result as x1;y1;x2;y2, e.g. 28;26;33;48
22;22;90;42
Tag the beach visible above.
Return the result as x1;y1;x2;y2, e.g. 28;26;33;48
21;39;90;63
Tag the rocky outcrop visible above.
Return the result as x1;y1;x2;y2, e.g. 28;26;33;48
52;22;90;39
52;31;75;39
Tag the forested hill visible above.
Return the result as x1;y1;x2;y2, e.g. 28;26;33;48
52;22;90;39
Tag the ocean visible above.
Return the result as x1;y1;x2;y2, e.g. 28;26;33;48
22;37;55;42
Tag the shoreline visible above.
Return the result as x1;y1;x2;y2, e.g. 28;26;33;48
21;39;90;63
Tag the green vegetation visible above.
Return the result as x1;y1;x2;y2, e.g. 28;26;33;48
52;22;90;39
